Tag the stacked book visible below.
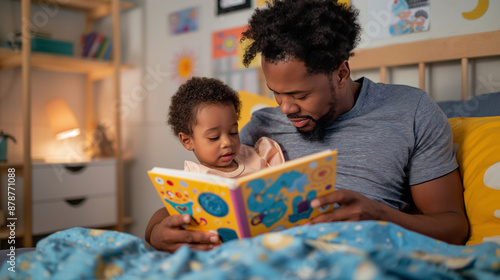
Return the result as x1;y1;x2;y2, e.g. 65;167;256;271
81;32;113;60
3;30;73;56
17;29;52;40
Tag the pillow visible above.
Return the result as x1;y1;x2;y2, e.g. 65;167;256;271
438;92;500;118
449;116;500;246
238;91;277;129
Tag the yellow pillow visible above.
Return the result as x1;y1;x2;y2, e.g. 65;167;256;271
238;91;277;130
449;116;500;246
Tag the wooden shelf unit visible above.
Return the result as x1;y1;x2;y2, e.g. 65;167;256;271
21;0;133;20
0;0;132;247
0;48;133;81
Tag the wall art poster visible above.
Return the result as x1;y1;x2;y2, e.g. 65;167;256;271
366;0;430;39
212;26;261;95
169;7;199;35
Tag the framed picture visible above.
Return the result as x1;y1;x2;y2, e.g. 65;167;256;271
217;0;251;15
168;7;199;35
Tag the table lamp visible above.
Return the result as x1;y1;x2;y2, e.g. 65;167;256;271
46;98;81;140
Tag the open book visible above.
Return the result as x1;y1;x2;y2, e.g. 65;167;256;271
148;149;337;242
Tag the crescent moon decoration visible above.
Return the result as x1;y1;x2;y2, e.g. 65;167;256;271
462;0;489;20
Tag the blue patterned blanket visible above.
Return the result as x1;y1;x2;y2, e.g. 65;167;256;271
1;221;499;279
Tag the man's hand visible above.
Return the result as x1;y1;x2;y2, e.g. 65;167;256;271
308;189;388;223
307;170;468;245
147;209;220;253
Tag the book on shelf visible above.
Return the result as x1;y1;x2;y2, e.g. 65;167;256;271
30;37;73;56
88;33;104;58
81;32;112;60
7;30;73;56
96;38;109;59
14;29;52;40
102;40;113;60
148;149;337;242
82;32;96;57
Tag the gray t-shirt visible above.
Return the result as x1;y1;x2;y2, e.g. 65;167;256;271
240;78;457;211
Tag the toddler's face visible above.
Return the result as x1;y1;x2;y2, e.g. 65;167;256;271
187;104;241;171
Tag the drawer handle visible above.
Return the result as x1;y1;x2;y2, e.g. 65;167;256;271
63;164;87;173
65;197;87;206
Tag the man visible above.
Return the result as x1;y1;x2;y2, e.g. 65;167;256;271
239;0;467;245
145;0;468;252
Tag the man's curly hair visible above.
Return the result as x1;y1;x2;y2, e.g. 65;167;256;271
242;0;361;75
168;77;242;136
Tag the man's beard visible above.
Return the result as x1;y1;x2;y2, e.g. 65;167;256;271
294;101;336;141
290;78;337;142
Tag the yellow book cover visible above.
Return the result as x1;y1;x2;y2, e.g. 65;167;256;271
148;149;337;242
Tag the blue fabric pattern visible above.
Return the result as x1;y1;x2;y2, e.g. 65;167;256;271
1;221;499;279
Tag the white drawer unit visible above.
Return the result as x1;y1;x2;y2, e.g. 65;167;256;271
32;159;117;202
31;159;118;234
33;195;117;235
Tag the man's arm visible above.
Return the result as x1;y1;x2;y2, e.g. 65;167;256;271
310;169;469;245
403;169;468;244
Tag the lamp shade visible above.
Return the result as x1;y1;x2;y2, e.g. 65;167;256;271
46;98;80;140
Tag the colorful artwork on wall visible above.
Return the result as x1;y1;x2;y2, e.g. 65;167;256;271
462;0;489;20
257;0;349;8
339;0;350;6
168;7;199;35
170;48;198;83
366;0;430;39
256;0;267;8
212;26;244;59
212;25;260;69
212;26;261;95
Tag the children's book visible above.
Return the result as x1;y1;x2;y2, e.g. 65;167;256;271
88;33;104;58
148;149;337;242
102;41;113;60
96;38;109;59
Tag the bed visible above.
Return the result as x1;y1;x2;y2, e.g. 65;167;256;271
1;31;500;279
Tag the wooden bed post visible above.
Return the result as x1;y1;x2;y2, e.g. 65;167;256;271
21;0;33;248
112;0;124;232
461;58;469;100
418;62;425;91
380;66;387;84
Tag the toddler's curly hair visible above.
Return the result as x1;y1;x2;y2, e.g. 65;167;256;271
168;77;242;136
242;0;361;75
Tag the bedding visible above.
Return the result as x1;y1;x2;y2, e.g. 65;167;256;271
1;221;499;279
449;116;500;246
437;92;500;246
437;92;500;118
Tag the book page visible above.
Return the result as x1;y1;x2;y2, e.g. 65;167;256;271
150;167;235;186
148;169;242;242
237;150;337;237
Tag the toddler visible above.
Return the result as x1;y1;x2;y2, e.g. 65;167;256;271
168;77;284;178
